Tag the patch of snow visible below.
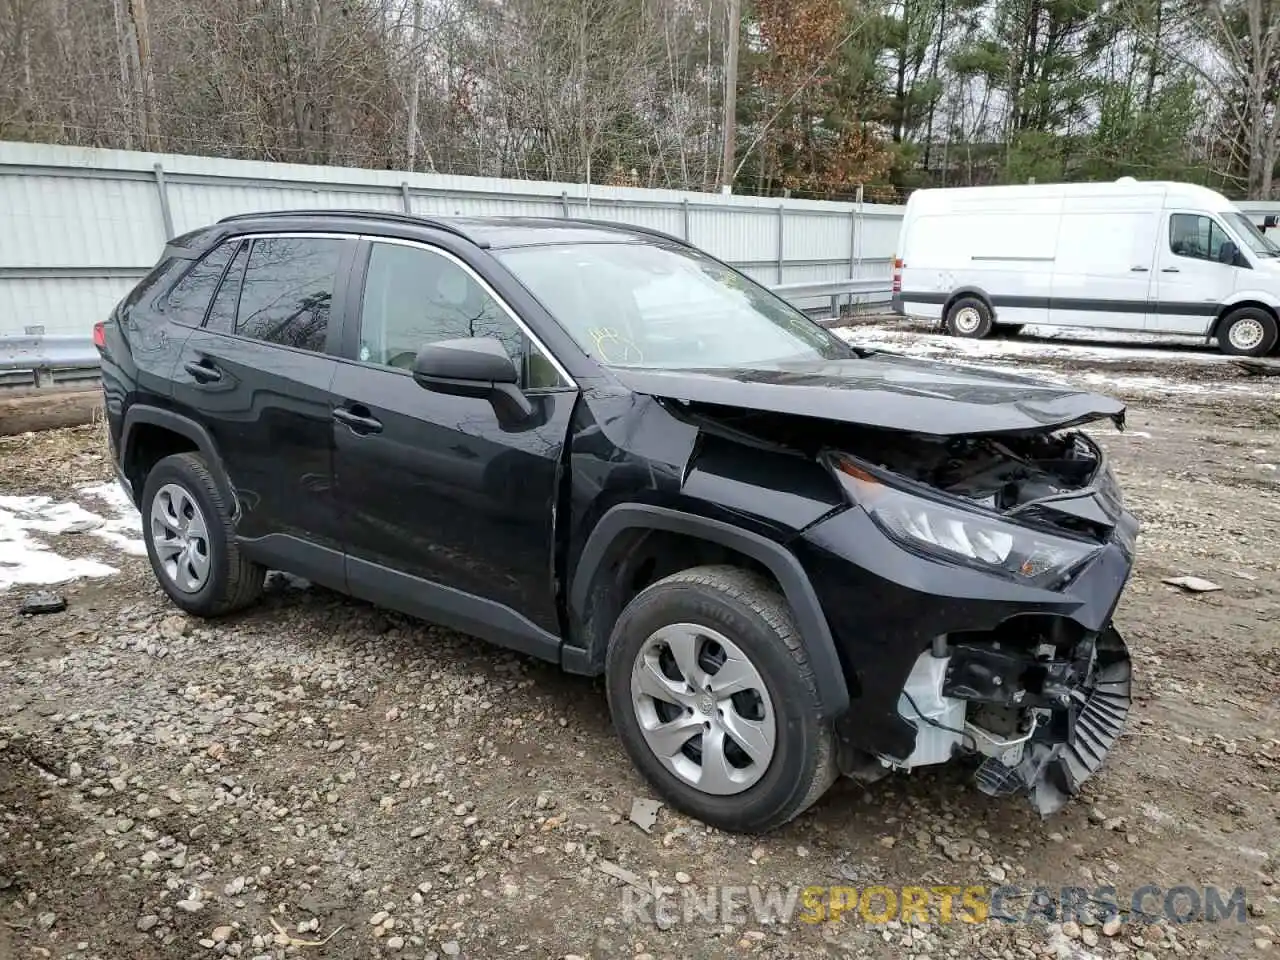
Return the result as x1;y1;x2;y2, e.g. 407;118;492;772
78;482;146;556
0;495;118;591
835;323;1280;399
840;323;1226;366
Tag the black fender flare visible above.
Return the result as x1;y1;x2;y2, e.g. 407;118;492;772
565;504;850;718
121;405;236;511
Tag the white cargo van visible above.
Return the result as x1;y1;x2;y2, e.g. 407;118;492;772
892;179;1280;356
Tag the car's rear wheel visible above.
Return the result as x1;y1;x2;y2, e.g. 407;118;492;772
605;565;835;833
1217;307;1278;357
945;296;994;338
141;453;265;617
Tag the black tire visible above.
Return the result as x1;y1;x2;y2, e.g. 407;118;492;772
605;565;836;833
1216;307;1278;357
140;452;265;617
944;296;994;338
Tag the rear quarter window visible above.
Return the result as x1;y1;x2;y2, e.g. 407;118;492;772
121;258;182;312
164;242;238;327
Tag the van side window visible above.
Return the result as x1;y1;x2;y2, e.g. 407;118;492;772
1169;214;1231;263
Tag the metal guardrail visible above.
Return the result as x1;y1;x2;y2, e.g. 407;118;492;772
0;276;890;389
771;278;892;317
0;332;100;388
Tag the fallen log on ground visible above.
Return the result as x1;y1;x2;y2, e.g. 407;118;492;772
0;385;101;437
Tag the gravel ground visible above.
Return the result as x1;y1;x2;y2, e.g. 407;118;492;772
1;324;1278;960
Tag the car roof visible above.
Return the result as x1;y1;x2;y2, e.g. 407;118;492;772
213;210;681;250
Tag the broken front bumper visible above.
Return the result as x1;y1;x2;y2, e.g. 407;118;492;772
970;625;1132;815
794;504;1137;814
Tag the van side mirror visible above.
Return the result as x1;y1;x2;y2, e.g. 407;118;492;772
412;337;533;422
1217;240;1243;266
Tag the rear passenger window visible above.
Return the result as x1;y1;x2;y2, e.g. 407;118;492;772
205;242;248;334
235;237;344;352
166;243;236;326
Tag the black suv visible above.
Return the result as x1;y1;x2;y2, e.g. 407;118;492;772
97;211;1136;832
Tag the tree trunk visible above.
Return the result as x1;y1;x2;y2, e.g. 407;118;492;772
126;0;158;148
720;0;740;189
405;0;423;170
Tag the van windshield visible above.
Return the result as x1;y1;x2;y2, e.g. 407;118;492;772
1225;212;1280;258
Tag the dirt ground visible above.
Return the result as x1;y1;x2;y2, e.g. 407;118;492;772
0;320;1277;960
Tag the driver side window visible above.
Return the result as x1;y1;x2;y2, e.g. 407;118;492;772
1169;214;1230;263
357;242;565;389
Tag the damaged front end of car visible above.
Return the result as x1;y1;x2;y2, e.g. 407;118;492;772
816;428;1136;815
624;354;1138;816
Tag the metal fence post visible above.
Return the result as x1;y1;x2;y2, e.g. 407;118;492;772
681;199;690;241
152;163;175;240
400;182;413;214
853;184;865;312
20;325;53;387
847;208;858;317
776;204;785;284
561;191;570;218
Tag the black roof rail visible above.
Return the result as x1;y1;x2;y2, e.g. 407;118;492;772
561;217;690;248
216;209;485;246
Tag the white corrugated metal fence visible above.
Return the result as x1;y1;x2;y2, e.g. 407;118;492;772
0;141;904;338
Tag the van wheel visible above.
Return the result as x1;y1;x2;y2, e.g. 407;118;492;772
1217;307;1278;357
605;566;836;833
945;297;994;338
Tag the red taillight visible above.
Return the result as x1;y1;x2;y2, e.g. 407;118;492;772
892;257;903;293
92;321;106;350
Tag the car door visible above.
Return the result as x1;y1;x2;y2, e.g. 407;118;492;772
331;237;578;651
170;232;358;583
1151;212;1239;334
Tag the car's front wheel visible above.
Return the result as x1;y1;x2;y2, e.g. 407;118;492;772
141;453;265;617
605;565;836;833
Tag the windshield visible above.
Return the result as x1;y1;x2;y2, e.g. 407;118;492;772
1225;212;1280;257
495;242;852;369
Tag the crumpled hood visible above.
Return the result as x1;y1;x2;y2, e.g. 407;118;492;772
608;352;1126;436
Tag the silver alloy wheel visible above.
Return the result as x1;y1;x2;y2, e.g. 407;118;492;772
953;306;982;335
150;482;211;593
1228;317;1265;352
629;623;777;795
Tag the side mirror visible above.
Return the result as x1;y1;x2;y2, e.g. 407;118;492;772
1218;240;1240;265
412;337;533;421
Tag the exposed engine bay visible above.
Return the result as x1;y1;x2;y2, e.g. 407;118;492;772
680;402;1117;541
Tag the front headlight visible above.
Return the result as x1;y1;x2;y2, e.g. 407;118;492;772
830;454;1103;589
